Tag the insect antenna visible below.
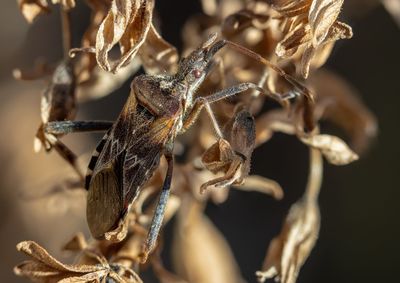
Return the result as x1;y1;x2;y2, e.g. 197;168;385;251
223;40;316;131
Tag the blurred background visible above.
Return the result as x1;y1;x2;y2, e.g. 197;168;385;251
0;0;399;282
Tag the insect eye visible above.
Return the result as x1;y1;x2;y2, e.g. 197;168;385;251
192;69;202;79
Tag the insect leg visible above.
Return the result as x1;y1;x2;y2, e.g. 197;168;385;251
204;82;292;106
141;153;174;262
44;120;113;135
182;82;292;133
51;139;85;182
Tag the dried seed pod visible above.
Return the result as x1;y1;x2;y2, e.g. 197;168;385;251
200;109;256;192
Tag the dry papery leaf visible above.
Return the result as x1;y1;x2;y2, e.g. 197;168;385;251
14;241;142;283
256;199;320;283
75;0;178;75
257;149;323;283
311;69;378;153
274;0;352;78
300;134;358;165
95;0;154;73
309;0;344;46
18;0;50;23
249;97;358;166
201;107;260;193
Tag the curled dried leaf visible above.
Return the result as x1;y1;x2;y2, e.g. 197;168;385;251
18;0;50;23
276;24;312;58
273;0;311;18
104;213;130;242
201;109;256;192
257;148;322;283
62;232;88;252
256;199;320;283
309;0;344;46
274;0;352;78
300;134;359;165
15;241;142;283
311;69;377;153
95;0;154;73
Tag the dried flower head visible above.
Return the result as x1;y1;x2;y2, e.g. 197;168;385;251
274;0;353;78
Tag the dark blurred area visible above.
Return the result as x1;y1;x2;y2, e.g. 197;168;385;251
1;1;399;282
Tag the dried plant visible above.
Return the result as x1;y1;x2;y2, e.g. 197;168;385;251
13;0;378;283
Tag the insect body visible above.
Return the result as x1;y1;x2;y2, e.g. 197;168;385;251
45;33;310;261
85;36;227;255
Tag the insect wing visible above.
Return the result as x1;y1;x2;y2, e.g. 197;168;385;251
87;153;124;239
86;94;172;239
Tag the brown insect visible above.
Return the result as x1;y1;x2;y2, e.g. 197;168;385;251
44;33;312;261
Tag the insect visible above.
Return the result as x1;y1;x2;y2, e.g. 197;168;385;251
44;33;312;261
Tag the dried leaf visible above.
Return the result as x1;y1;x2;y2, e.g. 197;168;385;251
104;213;130;242
300;44;315;78
276;24;312;58
95;0;154;73
202;139;235;174
256;199;320;283
18;0;50;23
300;134;359;165
311;69;377;153
201;109;256;192
274;0;351;78
15;241;141;283
62;232;88;252
308;0;344;47
273;0;311;18
257;148;322;283
324;21;353;42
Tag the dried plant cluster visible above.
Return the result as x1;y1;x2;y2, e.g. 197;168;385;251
14;0;377;283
